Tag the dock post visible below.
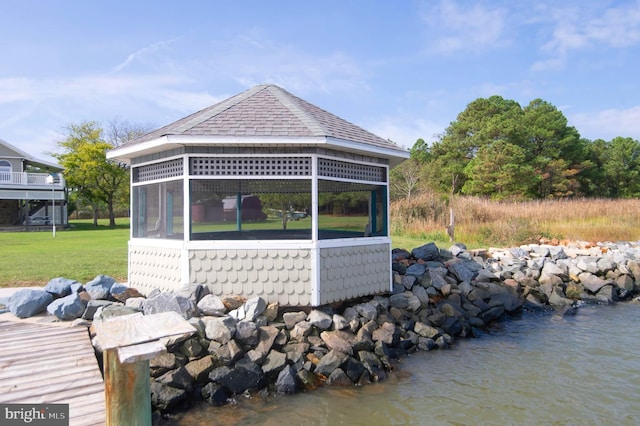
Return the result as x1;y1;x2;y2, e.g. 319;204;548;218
93;312;196;426
104;348;151;425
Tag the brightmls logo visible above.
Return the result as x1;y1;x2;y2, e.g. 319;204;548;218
1;404;68;425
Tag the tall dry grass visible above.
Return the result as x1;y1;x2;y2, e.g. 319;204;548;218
390;194;640;247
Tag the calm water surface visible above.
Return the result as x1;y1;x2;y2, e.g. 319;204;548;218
170;302;640;426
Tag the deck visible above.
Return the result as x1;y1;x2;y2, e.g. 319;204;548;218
0;321;106;426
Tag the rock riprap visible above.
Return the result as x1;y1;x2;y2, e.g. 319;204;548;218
1;240;638;415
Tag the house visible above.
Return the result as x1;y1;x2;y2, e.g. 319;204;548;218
0;138;67;228
107;84;409;306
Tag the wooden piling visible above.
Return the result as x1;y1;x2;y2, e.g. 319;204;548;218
93;312;196;426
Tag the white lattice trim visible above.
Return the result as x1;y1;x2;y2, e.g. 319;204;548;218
318;158;386;182
190;157;311;176
133;158;184;182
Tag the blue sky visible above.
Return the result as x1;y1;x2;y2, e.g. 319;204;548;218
2;0;639;163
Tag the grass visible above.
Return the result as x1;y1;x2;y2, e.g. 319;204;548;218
0;219;130;287
2;198;639;287
390;195;640;248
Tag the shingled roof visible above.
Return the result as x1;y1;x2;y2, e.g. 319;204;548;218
108;84;408;164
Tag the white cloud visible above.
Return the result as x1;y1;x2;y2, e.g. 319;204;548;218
535;1;640;70
569;106;640;141
206;35;369;97
112;38;181;73
422;0;509;54
369;116;445;150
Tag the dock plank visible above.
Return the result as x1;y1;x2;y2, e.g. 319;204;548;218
0;321;106;426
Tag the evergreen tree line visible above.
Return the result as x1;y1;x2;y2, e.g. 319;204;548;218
392;96;640;201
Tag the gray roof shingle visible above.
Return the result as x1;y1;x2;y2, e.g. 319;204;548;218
117;84;405;155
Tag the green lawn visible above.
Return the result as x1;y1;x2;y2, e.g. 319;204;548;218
0;217;433;288
0;219;130;287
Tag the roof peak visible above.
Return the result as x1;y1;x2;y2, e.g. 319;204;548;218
111;84;408;161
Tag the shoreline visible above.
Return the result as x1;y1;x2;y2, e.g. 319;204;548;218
1;240;639;421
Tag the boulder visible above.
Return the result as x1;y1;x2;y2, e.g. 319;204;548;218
84;275;116;300
579;272;610;293
412;242;440;261
261;350;287;376
320;330;355;355
275;365;298;394
8;289;53;318
143;292;195;319
46;293;88;320
283;311;307;329
185;355;214;382
44;277;78;298
201;382;230;406
326;368;353;386
209;359;265;394
203;316;237;344
308;309;333;329
82;300;115;320
150;382;186;412
110;283;144;303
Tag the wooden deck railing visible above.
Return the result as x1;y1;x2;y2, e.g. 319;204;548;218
0;172;65;187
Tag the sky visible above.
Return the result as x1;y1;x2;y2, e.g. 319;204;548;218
1;0;640;164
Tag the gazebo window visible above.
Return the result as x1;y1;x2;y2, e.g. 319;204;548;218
317;181;387;239
132;179;184;239
190;179;312;240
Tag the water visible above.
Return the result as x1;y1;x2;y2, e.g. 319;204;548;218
168;302;640;426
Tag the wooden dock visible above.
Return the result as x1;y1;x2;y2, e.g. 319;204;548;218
0;321;106;426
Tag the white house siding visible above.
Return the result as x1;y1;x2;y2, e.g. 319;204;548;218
129;244;183;294
189;248;313;306
318;243;391;305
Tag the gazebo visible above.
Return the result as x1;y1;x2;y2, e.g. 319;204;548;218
107;84;409;306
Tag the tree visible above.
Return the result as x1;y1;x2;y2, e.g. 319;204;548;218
603;137;640;198
521;99;586;198
54;120;150;227
390;159;423;200
428;96;524;195
461;140;537;200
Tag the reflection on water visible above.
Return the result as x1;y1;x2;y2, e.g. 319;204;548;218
168;303;640;426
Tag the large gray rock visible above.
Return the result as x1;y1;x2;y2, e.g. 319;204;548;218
174;283;209;305
275;365;298;394
230;297;266;321
412;242;440;261
203;316;237;344
405;263;427;278
372;322;400;346
201;382;230;406
355;303;377;321
315;349;349;376
184;356;214;382
84;275;116;300
150;381;187;412
9;289;53;318
579;272;610;293
82;299;115;320
261;350;287;376
447;259;477;283
44;277;78;298
95;304;140;320
283;311;307;329
143;292;195;319
47;293;88;320
209;359;265;394
308;309;333;329
235;320;259;347
321;330;355;355
109;283;144;303
197;294;227;316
